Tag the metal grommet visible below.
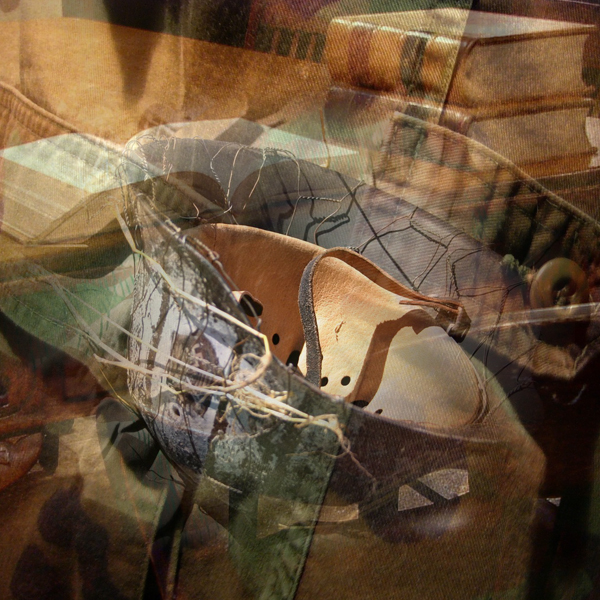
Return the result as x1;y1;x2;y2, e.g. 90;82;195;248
529;258;589;310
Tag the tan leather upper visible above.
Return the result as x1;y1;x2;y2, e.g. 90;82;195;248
193;223;485;428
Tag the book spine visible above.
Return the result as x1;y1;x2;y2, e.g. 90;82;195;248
244;0;266;50
324;18;462;100
324;86;467;137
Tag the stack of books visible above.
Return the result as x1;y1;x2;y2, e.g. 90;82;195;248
322;8;598;180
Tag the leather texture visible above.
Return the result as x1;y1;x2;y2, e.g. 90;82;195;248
194;223;485;428
298;248;484;426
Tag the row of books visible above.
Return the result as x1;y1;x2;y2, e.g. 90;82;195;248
321;8;598;179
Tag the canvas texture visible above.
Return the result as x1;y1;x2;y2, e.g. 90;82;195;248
0;1;599;599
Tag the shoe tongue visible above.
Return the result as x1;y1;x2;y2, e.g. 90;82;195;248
299;253;484;428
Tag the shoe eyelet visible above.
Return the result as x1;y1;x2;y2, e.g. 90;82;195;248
352;400;369;408
286;350;300;367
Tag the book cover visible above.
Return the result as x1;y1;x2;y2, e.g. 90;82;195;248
324;86;596;175
325;8;595;105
